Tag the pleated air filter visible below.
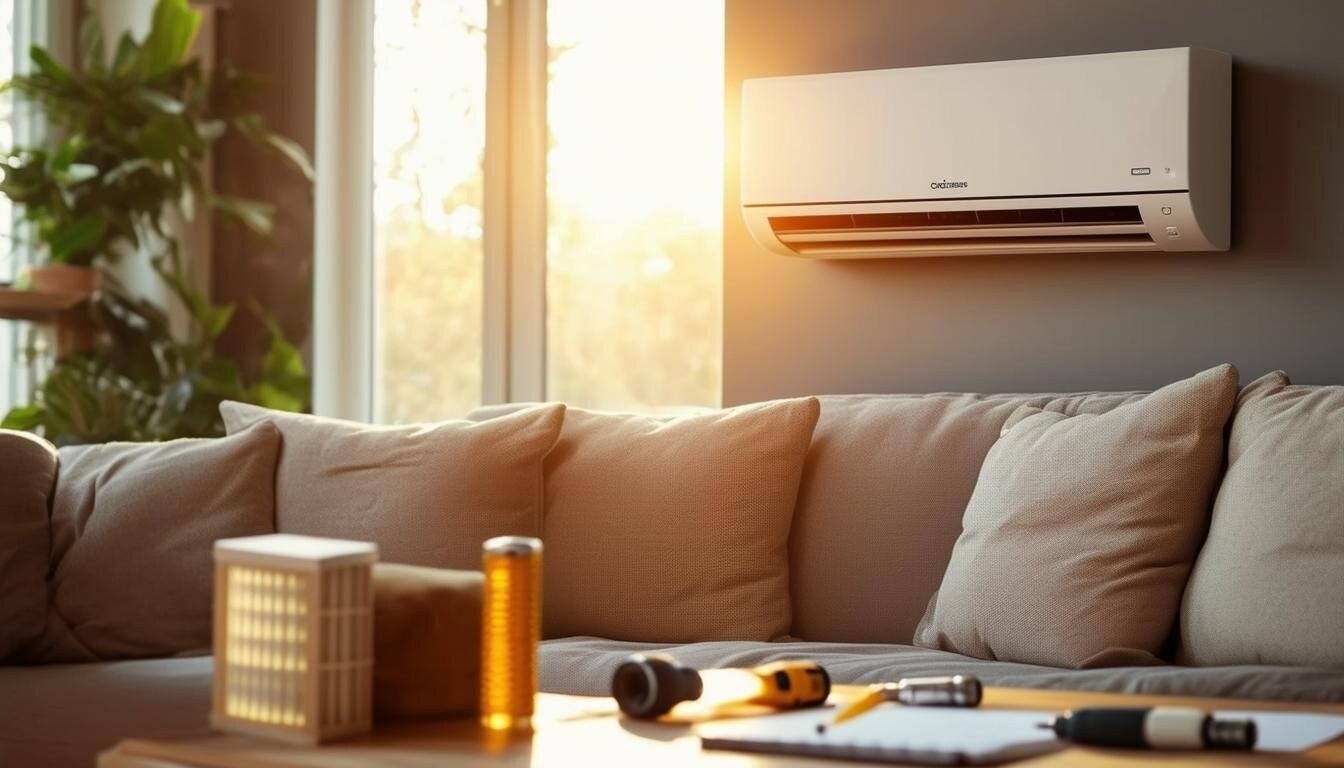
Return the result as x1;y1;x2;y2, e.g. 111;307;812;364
211;534;378;744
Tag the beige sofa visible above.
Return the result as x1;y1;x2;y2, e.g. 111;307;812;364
4;383;1343;767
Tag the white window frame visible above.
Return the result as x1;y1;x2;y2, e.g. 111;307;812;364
314;0;549;421
1;0;76;414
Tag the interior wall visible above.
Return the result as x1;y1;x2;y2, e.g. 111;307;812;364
211;0;316;372
724;0;1344;404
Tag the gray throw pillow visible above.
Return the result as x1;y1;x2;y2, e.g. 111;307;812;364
21;423;281;662
220;401;566;571
1179;371;1344;668
915;365;1237;668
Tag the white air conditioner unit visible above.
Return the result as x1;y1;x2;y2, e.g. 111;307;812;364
740;48;1230;259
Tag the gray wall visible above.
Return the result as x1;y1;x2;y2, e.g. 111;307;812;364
723;0;1344;404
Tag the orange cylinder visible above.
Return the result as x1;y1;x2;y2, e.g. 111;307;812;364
480;536;542;731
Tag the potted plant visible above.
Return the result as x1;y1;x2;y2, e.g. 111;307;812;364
0;0;314;443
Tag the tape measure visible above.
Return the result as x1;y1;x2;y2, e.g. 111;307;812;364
611;653;831;719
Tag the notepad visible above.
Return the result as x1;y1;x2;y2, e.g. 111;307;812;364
698;707;1344;766
699;708;1062;765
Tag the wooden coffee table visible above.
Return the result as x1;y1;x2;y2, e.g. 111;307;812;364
99;686;1344;767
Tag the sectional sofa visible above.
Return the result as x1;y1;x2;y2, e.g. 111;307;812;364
2;364;1341;767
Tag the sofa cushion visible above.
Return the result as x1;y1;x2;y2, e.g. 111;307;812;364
538;637;1344;702
23;424;281;663
221;401;565;570
0;656;213;768
1179;372;1344;668
790;391;1143;644
504;398;820;643
0;430;57;661
915;365;1238;668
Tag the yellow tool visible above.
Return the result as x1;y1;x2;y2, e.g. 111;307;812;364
612;654;831;719
826;675;983;729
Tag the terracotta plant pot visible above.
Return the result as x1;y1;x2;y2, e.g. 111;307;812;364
28;264;102;299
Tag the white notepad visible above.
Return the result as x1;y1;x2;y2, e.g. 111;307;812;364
699;708;1062;765
698;707;1344;766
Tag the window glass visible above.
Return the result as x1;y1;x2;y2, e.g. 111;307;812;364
545;0;723;410
0;0;16;410
372;0;486;422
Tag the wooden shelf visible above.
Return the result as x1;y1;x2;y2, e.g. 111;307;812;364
0;287;96;356
0;287;88;322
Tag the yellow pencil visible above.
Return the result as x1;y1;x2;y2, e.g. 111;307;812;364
829;684;892;726
822;676;983;731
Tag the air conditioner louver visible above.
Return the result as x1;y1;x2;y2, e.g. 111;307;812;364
768;205;1156;257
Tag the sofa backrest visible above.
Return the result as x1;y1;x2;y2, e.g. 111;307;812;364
790;391;1144;644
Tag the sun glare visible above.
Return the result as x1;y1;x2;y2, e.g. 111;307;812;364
548;1;724;226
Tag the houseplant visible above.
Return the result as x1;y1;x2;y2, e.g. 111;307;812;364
0;0;312;443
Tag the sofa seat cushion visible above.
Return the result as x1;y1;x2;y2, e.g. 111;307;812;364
539;637;1344;703
0;656;213;768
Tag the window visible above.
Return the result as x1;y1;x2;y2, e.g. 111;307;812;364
545;1;722;411
371;0;487;423
330;0;723;422
0;0;16;412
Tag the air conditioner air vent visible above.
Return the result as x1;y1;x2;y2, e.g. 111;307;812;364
769;205;1142;235
790;233;1157;259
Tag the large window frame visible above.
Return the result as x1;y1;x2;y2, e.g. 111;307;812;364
315;0;552;421
1;1;76;414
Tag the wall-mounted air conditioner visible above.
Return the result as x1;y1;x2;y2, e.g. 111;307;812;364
740;47;1230;259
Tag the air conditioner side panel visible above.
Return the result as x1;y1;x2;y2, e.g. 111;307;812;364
1187;47;1232;250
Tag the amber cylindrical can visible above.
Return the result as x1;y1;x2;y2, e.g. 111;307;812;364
480;536;542;731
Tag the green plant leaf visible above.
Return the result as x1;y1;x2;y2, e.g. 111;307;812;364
201;301;236;340
1;404;43;430
111;33;141;78
143;0;201;77
79;11;106;73
234;114;314;180
28;46;73;85
209;193;274;236
61;163;99;184
129;85;184;115
136;114;193;160
249;308;310;413
47;215;108;263
49;134;86;171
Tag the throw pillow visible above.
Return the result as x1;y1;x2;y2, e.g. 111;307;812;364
1179;371;1344;668
23;423;281;662
220;402;565;570
789;391;1145;644
535;397;820;642
0;430;58;660
914;364;1238;668
373;563;482;720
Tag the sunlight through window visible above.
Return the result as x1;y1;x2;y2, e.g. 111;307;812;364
546;1;723;411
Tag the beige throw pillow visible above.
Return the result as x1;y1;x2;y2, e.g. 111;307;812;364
914;365;1238;668
221;402;565;570
789;391;1146;644
0;430;58;660
1179;372;1344;668
24;423;281;662
535;398;819;642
